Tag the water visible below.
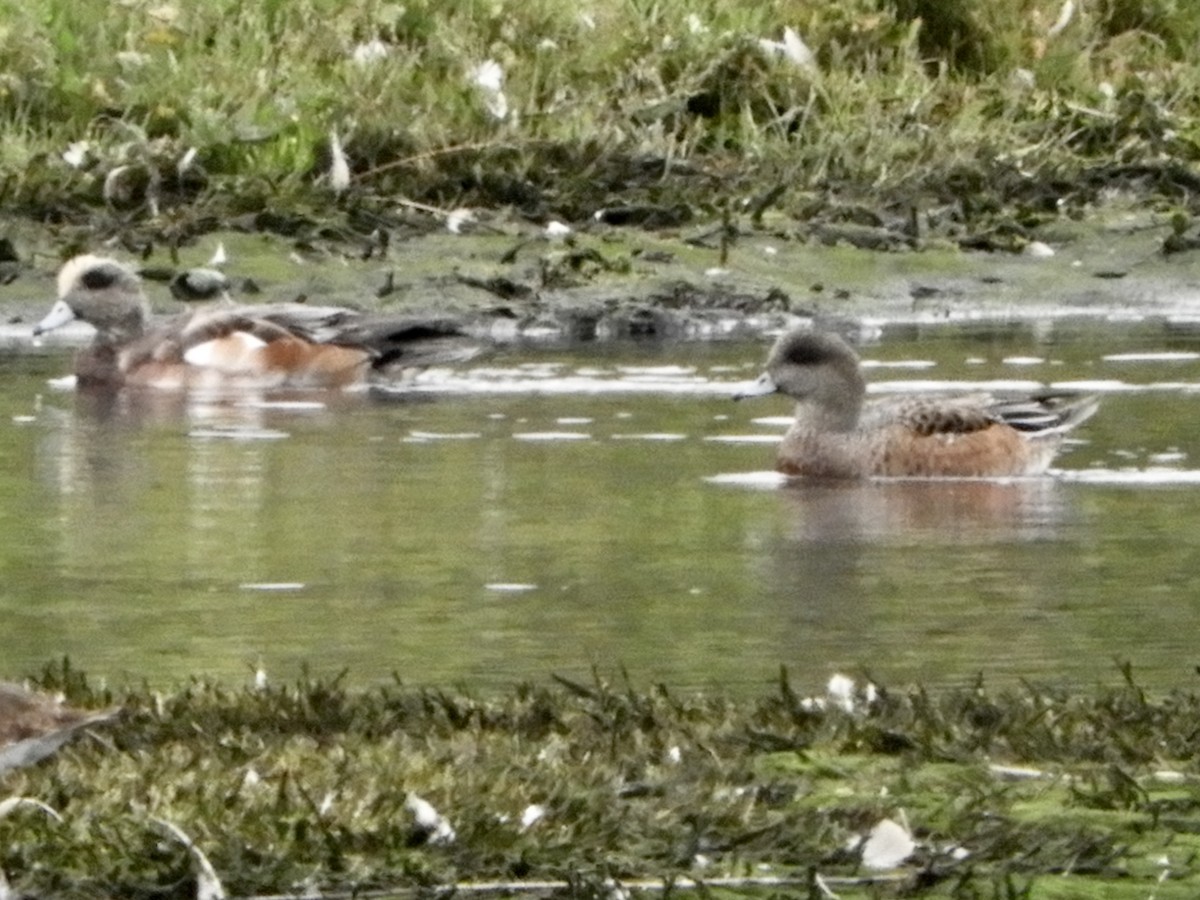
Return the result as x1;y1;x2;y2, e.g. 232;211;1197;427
5;318;1200;695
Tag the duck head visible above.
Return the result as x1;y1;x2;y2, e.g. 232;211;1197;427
35;255;151;344
735;329;867;430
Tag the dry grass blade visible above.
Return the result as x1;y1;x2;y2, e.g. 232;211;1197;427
0;797;63;824
150;817;227;900
0;682;120;774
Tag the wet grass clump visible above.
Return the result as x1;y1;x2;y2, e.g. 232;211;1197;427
5;1;1200;253
6;661;1200;897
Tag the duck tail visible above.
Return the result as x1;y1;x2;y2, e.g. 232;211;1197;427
329;318;483;372
996;392;1099;436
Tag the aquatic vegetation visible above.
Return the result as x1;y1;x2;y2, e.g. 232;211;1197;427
3;660;1200;896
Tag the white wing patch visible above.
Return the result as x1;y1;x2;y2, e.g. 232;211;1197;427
184;331;268;372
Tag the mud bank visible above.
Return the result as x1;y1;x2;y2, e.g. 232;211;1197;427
4;205;1200;348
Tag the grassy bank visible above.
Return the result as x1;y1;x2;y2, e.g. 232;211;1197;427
3;0;1200;253
5;661;1200;897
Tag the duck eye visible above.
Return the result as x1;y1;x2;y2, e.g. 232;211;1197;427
787;340;835;366
80;267;120;290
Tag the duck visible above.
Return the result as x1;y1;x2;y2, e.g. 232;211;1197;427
0;681;119;773
33;254;481;391
734;328;1098;478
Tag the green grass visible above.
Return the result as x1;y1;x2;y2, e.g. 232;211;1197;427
3;0;1200;248
6;660;1200;897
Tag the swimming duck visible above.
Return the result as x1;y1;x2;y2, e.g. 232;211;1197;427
735;328;1098;478
34;255;480;390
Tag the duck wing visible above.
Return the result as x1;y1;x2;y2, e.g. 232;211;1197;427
863;394;998;436
987;392;1099;435
326;316;482;371
243;304;363;343
152;304;360;358
865;391;1098;438
212;305;479;369
151;307;306;360
115;307;323;374
122;305;479;380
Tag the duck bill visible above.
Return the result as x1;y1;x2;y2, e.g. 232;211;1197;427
33;299;77;336
732;371;778;401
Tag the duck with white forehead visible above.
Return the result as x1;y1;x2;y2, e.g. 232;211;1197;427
35;255;481;391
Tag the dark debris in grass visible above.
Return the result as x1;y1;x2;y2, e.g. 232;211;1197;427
2;660;1200;898
16;139;1200;272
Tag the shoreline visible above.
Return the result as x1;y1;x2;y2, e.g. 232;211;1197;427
4;206;1200;347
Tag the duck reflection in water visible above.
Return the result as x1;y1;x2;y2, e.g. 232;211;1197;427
761;477;1075;689
776;477;1069;546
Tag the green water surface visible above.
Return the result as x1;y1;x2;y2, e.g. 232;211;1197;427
3;320;1200;695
